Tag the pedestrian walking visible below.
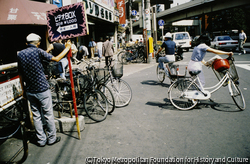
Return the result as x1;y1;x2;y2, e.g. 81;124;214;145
46;39;68;79
96;37;103;62
17;33;71;147
102;36;114;67
238;29;247;55
88;38;96;58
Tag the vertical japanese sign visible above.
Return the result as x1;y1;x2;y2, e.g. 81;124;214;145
47;2;89;42
117;0;126;24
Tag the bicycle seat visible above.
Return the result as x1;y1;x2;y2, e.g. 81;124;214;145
189;70;201;76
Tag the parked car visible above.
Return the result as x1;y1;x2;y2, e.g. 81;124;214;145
210;36;238;51
191;35;200;48
171;32;192;51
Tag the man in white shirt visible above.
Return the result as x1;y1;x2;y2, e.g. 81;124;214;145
96;37;103;62
239;30;247;55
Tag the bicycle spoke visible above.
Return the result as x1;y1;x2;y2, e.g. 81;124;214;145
169;80;198;110
106;79;132;107
84;90;108;122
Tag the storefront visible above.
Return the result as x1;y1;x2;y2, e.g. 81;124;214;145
77;0;119;54
0;0;57;64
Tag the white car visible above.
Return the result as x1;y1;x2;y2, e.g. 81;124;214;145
171;32;192;51
211;36;238;51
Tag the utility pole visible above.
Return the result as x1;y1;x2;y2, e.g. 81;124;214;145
129;0;133;40
152;6;157;44
145;0;151;38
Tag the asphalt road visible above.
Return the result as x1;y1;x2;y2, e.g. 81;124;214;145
1;49;250;164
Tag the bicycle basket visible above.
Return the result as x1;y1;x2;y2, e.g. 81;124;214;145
95;68;109;82
112;61;123;78
78;73;91;90
212;59;230;72
212;67;228;87
227;57;239;82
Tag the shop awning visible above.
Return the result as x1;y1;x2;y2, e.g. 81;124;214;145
0;0;57;25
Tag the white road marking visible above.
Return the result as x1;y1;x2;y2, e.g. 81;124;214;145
235;64;250;71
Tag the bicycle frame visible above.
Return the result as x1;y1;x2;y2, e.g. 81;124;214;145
186;70;234;99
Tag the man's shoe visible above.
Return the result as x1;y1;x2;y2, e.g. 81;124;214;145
47;137;61;146
37;143;46;147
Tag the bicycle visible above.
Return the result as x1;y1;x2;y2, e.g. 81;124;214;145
168;57;246;111
96;59;132;107
120;45;145;64
156;61;181;84
45;60;109;122
156;49;183;84
79;59;116;115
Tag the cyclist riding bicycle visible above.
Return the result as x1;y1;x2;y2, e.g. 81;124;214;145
187;35;233;87
155;32;176;77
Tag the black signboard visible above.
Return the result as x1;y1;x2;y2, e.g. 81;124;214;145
47;2;88;42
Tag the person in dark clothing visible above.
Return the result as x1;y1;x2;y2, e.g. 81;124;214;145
155;32;176;75
17;33;71;147
46;39;68;79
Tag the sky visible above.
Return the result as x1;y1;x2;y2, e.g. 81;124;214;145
171;0;191;7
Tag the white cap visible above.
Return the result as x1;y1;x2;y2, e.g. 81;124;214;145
26;33;41;42
164;32;172;38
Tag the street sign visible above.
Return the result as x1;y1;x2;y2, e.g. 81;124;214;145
158;19;164;26
131;10;137;16
47;2;88;42
159;26;164;29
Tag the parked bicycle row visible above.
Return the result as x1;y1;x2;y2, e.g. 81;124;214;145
44;58;132;122
117;44;146;64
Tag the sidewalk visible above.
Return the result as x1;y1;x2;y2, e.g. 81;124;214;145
71;55;157;77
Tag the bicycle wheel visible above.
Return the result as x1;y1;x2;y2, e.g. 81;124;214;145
136;53;144;63
3;104;21;122
156;65;165;83
230;80;246;110
48;79;59;108
168;79;198;110
84;90;108;122
117;50;126;62
98;84;116;114
106;78;132;107
121;53;128;65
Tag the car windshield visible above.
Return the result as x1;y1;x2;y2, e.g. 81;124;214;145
175;33;189;40
218;36;232;41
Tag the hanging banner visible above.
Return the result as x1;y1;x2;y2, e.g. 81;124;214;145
117;0;126;24
47;2;89;42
